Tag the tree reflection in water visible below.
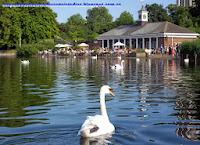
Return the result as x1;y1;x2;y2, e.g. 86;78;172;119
0;57;57;127
175;99;200;141
173;63;200;141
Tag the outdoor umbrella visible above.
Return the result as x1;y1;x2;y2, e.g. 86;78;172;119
55;44;71;47
113;42;125;47
78;43;89;47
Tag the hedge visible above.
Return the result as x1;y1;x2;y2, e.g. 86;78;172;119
180;39;200;55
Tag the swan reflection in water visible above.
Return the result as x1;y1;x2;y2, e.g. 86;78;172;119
80;133;113;145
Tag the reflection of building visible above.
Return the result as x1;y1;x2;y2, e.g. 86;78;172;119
96;5;199;50
176;128;200;141
177;0;196;6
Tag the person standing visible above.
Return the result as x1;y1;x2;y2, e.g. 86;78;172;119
160;44;163;54
176;44;179;56
169;46;172;55
171;46;175;57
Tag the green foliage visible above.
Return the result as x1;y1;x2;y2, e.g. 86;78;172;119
114;11;136;27
67;14;86;26
58;7;114;41
173;6;193;27
166;4;177;23
58;14;88;41
188;27;200;34
86;7;113;35
89;33;99;40
180;39;200;55
17;39;54;56
0;0;59;49
57;23;70;40
146;4;172;22
17;44;38;56
147;3;200;33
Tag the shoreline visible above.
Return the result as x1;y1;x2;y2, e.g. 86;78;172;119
0;53;180;59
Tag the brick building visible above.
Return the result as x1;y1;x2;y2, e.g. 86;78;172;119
96;6;199;50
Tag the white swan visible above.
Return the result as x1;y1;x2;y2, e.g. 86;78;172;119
111;60;124;70
78;85;115;137
92;55;97;59
184;58;189;63
21;60;29;64
117;56;121;60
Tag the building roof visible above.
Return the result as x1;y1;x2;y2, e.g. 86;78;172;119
98;21;198;38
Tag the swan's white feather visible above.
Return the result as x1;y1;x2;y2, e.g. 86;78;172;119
92;55;97;59
184;58;189;63
136;58;140;62
111;60;124;70
21;60;29;64
79;115;114;137
111;64;122;69
79;85;115;137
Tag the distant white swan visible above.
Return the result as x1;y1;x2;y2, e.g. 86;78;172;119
92;55;97;59
117;56;121;60
78;85;115;137
21;60;29;64
111;60;124;70
184;58;189;63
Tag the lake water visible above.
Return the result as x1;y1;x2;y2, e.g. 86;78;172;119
0;57;200;145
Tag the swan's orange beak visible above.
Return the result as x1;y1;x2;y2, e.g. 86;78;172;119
110;90;115;97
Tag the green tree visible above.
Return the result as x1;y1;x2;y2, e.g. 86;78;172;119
57;23;70;40
86;7;113;35
146;3;172;22
166;4;177;23
0;0;59;49
114;11;135;27
173;6;193;27
66;14;88;41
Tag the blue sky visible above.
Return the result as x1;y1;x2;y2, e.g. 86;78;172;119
48;0;176;23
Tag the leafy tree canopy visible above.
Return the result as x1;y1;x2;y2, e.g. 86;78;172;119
0;0;59;48
66;14;88;41
114;11;136;27
173;6;193;27
146;3;172;22
86;7;113;35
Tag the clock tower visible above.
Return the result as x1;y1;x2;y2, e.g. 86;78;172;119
138;0;148;25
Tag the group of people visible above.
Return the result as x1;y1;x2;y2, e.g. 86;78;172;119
39;44;180;57
151;44;179;56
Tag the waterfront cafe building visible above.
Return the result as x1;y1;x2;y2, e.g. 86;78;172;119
96;7;200;50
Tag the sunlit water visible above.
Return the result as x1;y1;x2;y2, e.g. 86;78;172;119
0;57;200;145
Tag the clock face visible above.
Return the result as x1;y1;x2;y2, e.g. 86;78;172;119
143;14;146;19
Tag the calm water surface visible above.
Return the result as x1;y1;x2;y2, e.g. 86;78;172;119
0;57;200;145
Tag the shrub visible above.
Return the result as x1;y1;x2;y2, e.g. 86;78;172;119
180;39;200;55
16;39;55;56
16;44;38;56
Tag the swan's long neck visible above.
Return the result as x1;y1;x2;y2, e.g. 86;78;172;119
100;90;108;117
121;61;124;67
